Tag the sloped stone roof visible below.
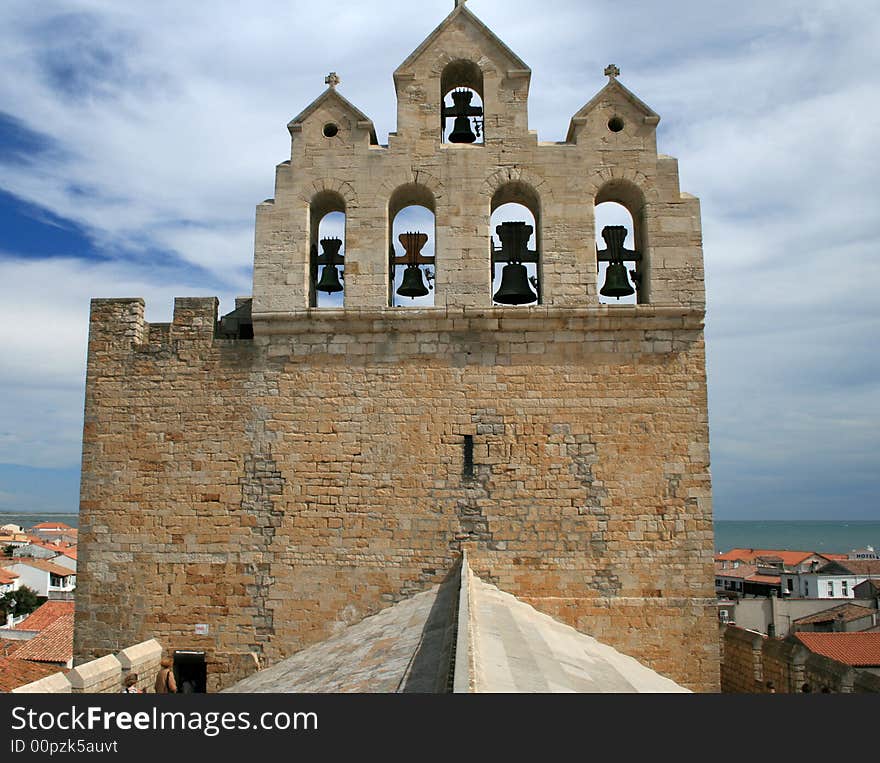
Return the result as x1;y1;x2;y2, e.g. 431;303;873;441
225;571;459;693
466;569;689;693
226;557;689;693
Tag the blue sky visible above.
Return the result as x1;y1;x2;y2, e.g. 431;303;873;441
0;0;878;519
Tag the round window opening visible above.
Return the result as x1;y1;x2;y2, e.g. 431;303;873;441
323;123;339;138
607;116;625;133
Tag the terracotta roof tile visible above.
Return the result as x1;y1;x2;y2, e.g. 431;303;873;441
14;601;75;632
794;604;875;625
30;522;73;530
12;559;74;577
0;569;19;585
1;639;23;658
794;632;880;666
715;549;825;567
12;614;74;664
748;574;781;585
0;658;66;692
715;563;758;580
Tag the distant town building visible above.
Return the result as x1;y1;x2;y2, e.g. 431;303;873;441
4;560;75;599
788;559;879;600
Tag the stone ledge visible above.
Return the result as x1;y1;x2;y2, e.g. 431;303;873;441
68;653;122;693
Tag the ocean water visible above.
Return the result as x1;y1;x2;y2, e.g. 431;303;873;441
713;520;880;555
2;513;877;556
0;513;79;530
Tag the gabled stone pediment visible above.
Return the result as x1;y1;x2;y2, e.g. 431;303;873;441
566;76;660;143
394;4;530;83
288;87;378;144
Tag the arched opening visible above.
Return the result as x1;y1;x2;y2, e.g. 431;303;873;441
310;190;346;308
595;180;647;305
441;59;484;145
491;182;541;306
388;184;436;307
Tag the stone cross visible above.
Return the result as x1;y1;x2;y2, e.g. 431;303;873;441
325;72;341;89
455;0;468;7
604;64;620;79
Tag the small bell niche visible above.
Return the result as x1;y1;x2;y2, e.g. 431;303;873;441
441;60;484;145
309;189;346;308
491;190;540;306
388;184;436;307
595;201;637;305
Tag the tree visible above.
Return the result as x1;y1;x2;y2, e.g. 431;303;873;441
0;586;41;619
1;545;15;557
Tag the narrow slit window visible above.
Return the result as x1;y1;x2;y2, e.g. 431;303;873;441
463;435;474;478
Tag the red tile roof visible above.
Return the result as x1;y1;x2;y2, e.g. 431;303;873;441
12;559;74;577
795;632;880;666
30;522;73;531
0;569;19;585
748;574;782;585
716;549;828;567
14;601;75;632
0;658;65;692
794;603;875;625
0;639;22;657
12;614;74;664
716;562;757;578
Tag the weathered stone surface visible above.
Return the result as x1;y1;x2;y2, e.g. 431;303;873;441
74;4;719;692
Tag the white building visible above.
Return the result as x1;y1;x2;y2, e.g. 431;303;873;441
6;559;76;598
789;559;879;600
0;567;20;596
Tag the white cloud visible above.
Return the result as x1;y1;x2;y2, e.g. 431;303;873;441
0;0;877;516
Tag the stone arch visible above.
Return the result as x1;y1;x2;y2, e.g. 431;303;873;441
379;169;444;208
584;168;657;205
482;167;553;205
430;50;496;79
299;177;359;209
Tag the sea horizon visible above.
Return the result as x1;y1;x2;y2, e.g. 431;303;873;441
2;513;877;556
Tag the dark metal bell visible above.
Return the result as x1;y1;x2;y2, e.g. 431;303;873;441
493;262;538;305
449;115;477;144
396;265;429;298
447;90;478;143
600;261;635;299
316;265;343;293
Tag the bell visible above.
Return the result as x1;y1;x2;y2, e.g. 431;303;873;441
600;261;635;299
493;262;538;305
316;264;343;293
447;90;478;143
396;265;429;299
449;115;476;144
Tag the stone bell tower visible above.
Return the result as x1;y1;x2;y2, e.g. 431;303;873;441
75;3;719;692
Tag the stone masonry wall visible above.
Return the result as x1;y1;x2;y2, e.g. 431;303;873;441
720;625;880;693
75;298;718;691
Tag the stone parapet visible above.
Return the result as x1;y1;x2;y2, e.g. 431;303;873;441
11;672;72;694
68;653;123;694
117;639;162;694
